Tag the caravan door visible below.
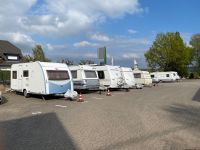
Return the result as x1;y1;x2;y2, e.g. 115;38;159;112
17;65;23;91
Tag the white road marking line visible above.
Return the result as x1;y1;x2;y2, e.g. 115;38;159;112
32;111;42;115
55;105;67;108
93;97;103;100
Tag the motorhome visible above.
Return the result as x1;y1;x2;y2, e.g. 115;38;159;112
11;62;77;99
150;71;180;82
133;69;152;86
69;65;100;90
120;67;136;88
95;65;124;89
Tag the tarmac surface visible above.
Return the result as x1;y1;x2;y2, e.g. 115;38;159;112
1;80;200;150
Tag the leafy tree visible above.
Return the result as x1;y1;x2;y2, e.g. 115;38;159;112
22;45;50;62
145;32;193;77
190;34;200;72
61;58;74;65
32;45;50;62
22;55;34;62
79;59;95;65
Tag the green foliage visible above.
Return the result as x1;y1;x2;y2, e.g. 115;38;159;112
189;72;199;79
22;45;50;62
145;32;193;77
0;70;10;84
22;55;34;62
190;34;200;72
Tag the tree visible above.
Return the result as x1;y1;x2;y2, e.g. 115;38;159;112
79;59;95;65
190;34;200;72
22;45;50;62
61;58;74;65
145;32;193;77
22;55;34;62
32;45;50;62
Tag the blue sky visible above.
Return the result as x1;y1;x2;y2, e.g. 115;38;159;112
0;0;199;68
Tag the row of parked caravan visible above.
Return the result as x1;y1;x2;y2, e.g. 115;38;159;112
10;62;180;99
68;65;181;90
69;65;142;90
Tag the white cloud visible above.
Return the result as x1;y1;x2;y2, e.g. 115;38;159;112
0;0;143;36
73;41;98;48
90;33;111;42
46;43;67;51
128;29;137;34
122;53;140;59
0;32;34;45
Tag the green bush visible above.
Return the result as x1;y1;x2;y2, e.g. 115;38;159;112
189;72;199;79
0;70;10;84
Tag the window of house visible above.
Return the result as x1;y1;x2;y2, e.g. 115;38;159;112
7;55;18;60
84;70;97;78
12;71;17;79
134;73;141;78
71;70;77;78
23;70;29;77
47;70;69;80
97;71;105;79
166;74;170;77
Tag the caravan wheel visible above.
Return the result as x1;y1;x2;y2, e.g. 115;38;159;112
23;89;30;98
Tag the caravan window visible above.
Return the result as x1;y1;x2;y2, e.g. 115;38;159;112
84;70;97;78
166;74;170;77
23;70;29;77
97;71;105;79
47;70;69;80
12;71;17;79
71;71;77;78
151;75;155;78
134;73;141;78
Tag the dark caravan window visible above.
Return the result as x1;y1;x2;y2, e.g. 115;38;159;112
47;70;69;80
97;71;105;79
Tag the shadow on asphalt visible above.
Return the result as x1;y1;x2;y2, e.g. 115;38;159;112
192;88;200;102
0;112;78;150
97;104;200;150
164;104;200;129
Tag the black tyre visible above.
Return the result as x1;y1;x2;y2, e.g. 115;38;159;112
23;89;30;98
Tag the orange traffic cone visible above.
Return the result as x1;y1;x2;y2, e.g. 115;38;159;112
78;93;84;102
106;89;112;96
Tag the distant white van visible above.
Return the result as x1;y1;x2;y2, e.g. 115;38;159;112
150;71;180;82
120;67;136;88
96;65;124;88
69;65;100;90
133;69;152;86
11;62;77;99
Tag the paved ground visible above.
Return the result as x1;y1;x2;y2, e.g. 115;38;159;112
1;80;200;150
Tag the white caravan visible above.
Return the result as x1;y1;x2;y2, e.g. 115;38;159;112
11;62;77;98
170;71;180;80
69;65;100;90
95;65;124;88
120;67;136;88
133;69;152;86
150;71;180;82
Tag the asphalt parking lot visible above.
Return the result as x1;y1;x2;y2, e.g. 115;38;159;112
1;80;200;150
